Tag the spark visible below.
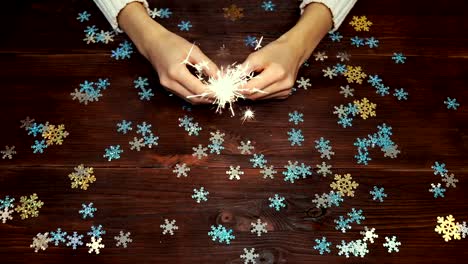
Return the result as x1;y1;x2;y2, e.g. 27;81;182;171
254;36;264;50
241;108;255;123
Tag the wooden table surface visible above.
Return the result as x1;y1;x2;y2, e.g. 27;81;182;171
0;0;467;263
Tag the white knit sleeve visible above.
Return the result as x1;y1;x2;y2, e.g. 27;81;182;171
300;0;357;31
93;0;150;33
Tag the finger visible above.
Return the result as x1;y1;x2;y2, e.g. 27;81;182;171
248;82;290;100
177;67;212;96
173;80;212;105
242;66;282;93
189;47;220;78
261;90;291;100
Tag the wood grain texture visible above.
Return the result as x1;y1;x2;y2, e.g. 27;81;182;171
0;0;467;263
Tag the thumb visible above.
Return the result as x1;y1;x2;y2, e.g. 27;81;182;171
189;47;220;78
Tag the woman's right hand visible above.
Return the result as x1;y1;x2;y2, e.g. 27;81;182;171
118;3;219;104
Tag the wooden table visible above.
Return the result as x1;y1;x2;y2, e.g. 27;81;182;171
0;0;467;263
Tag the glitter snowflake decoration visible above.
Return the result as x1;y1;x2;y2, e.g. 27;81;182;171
435;215;461;242
223;4;244;21
354;98;376;119
1;207;13;223
103;145;123;161
392;52;406;64
431;161;448;176
313;237;332;255
442;173;458;188
344;66;367;84
50;228;67;246
238;140;254;154
226;165;244;180
334;216;351;233
250;219;268;237
117;120;133;134
288;111;304;125
15;193;44;219
260;165;277;179
0;196;15;210
339;85;354;98
444;97;460;110
178;20;192;31
79;202;97;219
370;186;387;202
66;232;84;250
87;225;106;238
30;232;51;252
192;144;208;159
208;225;235;244
250;154;267;168
296;77;312;90
68;164;96;190
287;128;304;146
42;124;69;145
115;231;133;248
261;1;275;11
160;219;179;235
316;162;332;177
383;236;401;253
429;183;446;198
240;248;259;264
86;236;105;254
360;226;378;243
192;187;209;203
173;163;190;178
349;16;373;31
330;174;359;197
1;146;16;159
268;194;286;211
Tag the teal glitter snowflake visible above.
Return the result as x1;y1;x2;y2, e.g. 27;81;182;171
350;36;365;47
111;40;134;60
392;52;406;64
192;187;209;203
268;194;286;211
383;236;401;253
87;225;106;238
50;228;67;246
0;196;15;209
178;20;192;31
84;25;98;36
245;35;257;47
365;37;379;48
103;145;123;161
77;11;91;22
368;75;383;87
250;154;267;168
288;111;304;125
208;225;235;244
208;143;224;155
159;8;172;18
28;123;45;137
261;1;276;11
370;186;387;202
329;31;343;42
138;88;154;101
444;97;460;110
338;116;353;128
144;133;159;148
348;208;365;224
287;128;304;146
134;77;149;89
334;63;347;74
66;232;83;250
79;202;97;219
431;161;448;176
313;237;332;255
393;88;408;100
117;120;132;134
283;164;300;183
31;140;48;154
328;191;344;207
429;183;446;198
96;78;110;89
375;84;390;96
137;122;152;135
334;216;351;233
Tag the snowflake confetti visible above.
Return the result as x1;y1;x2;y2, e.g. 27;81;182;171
344;66;367;84
158;8;172;18
192;144;208;159
313;237;332;255
314;51;328;61
316;162;332;177
429;183;446;198
360;226;378;243
238;140;254;155
350;16;372;31
323;67;337;79
160;219;179;235
383;236;401;253
50;228;67;246
117;120;133;134
268;194;286;211
296;77;311;90
288;111;304;125
393;88;408;100
240;248;259;264
20;116;35;130
87;225;106;238
1;146;16;159
115;231;133;248
261;1;275;11
330;174;359;197
444;97;460;110
431;161;448;176
260;165;277;179
435;215;461;242
86;236;104;254
365;37;379;48
226;165;244;180
68;164;96;190
370;186;387;202
15;193;43;219
335;216;351;233
129;137;145;151
350;36;365;47
442;173;458;188
0;196;15;209
348;208;365;224
178;20;192;31
1;207;13;224
208;225;235;244
392;52;406;64
30;232;51;253
31;140;48;154
77;11;91;22
103;145;123;161
329;31;343;42
339;85;354;98
250;154;267;168
287;128;304;146
223;4;244;21
66;232;84;250
251;219;268;237
192;187;209;203
354;98;376;119
79;202;97;219
173;163;190;178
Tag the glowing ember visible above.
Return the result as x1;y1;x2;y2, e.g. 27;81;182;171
241;108;255;122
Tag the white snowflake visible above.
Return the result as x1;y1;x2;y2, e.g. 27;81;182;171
173;163;190;178
238;140;254;155
296;77;311;90
333;105;348;118
86;236;104;254
339;85;354;98
360;226;378;243
322;67;337;79
351;239;369;257
316;162;332;177
260;165;277;179
1;146;16;159
250;219;268;237
336;51;351;62
160;219;179;235
30;232;51;253
129;137;145;151
383;236;401;253
192;144;208;159
320;148;335;160
240;248;259;264
226;165;244;180
83;34;96;44
71;89;92;105
336;240;353;258
20;116;35;130
382;144;400;159
314;51;328;61
209;130;225;144
100;31;114;44
442;173;458;188
149;8;161;18
1;207;13;223
312;193;329;208
114;230;133;248
457;221;468;238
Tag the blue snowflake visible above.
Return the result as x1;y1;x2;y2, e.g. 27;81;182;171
31;140;48;154
297;163;312;178
96;78;110;90
159;8;172;18
77;11;91;22
288;111;304;125
208;225;235;244
393;88;408;100
0;196;15;209
27;123;44;137
261;1;276;11
95;31;107;43
134;77;149;89
103;145;123;161
187;122;202;136
429;183;446;198
355;150;371;165
378;123;393;136
178;20;192;31
346;103;359;116
328;191;343;207
329;31;343;42
334;63;347;75
354;138;370;150
392;52;406;64
66;232;83;250
87;225;106;238
79;80;94;92
139;88;154;101
334;216;351;233
250;154;267;168
144;133;159;148
347;208;365;224
117;120;132;134
137;122;152;135
431;161;448;176
79;202;97;219
111;41;134;60
178;115;193;129
370;186;387;202
287;128;304;146
365;37;379;48
313;237;332;255
368;75;382;87
208;143;224;155
192;187;209;203
338;116;353;128
244;35;257;47
315;137;331;151
268;194;286;211
283;166;300;183
375;84;390;96
444;97;460;110
84;25;98;36
50;228;67;246
350;36;365;47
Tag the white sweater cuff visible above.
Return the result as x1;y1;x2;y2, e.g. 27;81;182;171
93;0;150;33
300;0;357;31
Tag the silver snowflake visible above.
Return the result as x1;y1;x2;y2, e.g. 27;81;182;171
383;236;401;253
192;187;209;203
351;239;369;257
192;144;208;159
86;236;104;254
336;240;353;258
240;248;259;264
129;137;145;151
260;165;277;179
360;226;378;243
382;144;400;159
83;34;96;44
296;77;311;90
114;230;132;248
71;89;92;105
238;140;254;155
30;232;51;253
336;51;351;62
339;85;354;98
442;173;458;188
322;67;337;79
312;193;329;208
226;165;244;180
314;51;328;61
160;219;178;235
320;149;335;160
209;130;225;144
333;105;348;118
173;163;190;178
1;146;16;159
316;162;332;177
1;207;13;223
457;221;467;238
100;31;114;44
250;219;268;237
149;8;161;18
20;116;35;130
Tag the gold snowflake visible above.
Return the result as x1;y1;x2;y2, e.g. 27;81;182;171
42;124;69;145
435;215;461;242
344;65;367;84
354;98;377;120
330;173;359;197
68;164;96;190
223;4;244;21
15;193;44;219
349;16;373;31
